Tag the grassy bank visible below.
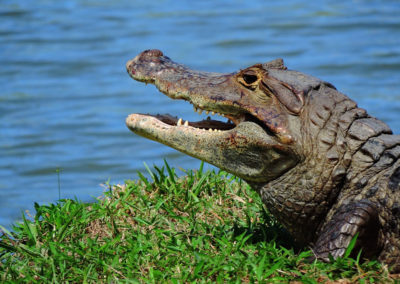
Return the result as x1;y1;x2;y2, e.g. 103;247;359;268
0;162;397;282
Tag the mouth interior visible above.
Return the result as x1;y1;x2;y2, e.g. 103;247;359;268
154;113;235;131
148;101;271;134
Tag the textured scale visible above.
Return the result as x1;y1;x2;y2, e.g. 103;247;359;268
126;50;400;272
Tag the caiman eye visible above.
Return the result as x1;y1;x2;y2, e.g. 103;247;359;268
243;73;258;84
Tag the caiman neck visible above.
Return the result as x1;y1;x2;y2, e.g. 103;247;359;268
249;84;399;244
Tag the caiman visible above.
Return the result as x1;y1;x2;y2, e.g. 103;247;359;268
125;49;400;271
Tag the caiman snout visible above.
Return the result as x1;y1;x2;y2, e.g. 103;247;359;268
126;49;174;83
126;49;165;75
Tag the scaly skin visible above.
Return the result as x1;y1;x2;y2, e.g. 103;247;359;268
125;49;400;271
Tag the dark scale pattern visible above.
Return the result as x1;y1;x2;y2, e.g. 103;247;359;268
126;50;400;272
389;166;400;191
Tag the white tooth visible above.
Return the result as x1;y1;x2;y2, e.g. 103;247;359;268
214;129;218;132
205;111;209;115
209;128;212;132
221;114;225;117
211;111;215;115
184;120;189;126
218;130;222;132
177;118;182;126
198;109;203;115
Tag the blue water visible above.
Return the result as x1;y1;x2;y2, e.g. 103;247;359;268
1;1;400;228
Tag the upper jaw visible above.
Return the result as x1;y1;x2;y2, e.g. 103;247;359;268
126;49;248;129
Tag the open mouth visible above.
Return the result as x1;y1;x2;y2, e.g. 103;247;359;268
129;102;272;137
126;68;270;135
152;112;236;133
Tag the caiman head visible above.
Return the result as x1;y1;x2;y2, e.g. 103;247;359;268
126;49;324;183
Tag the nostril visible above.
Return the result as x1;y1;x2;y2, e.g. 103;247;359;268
142;49;164;58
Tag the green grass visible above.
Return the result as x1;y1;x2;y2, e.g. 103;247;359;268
0;161;398;282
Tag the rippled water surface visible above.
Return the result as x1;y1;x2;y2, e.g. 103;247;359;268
1;0;400;227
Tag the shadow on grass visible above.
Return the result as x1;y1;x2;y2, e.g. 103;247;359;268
229;203;302;252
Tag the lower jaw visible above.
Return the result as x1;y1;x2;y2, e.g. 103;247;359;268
126;113;285;183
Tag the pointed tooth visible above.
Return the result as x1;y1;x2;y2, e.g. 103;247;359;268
177;118;182;126
184;120;189;126
208;128;212;132
205;111;209;115
221;114;225;117
198;109;203;115
211;111;215;115
214;129;218;132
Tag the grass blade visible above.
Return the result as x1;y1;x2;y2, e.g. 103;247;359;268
164;159;176;184
21;211;37;245
57;205;83;242
344;233;359;258
143;162;155;181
